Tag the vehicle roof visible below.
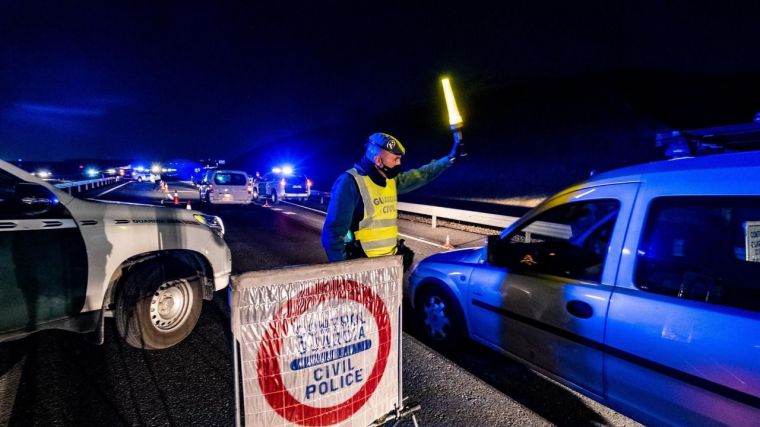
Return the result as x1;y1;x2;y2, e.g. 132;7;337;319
581;151;760;193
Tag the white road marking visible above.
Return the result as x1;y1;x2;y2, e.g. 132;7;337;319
397;232;450;249
283;211;296;215
93;181;132;197
271;208;283;211
281;200;326;215
279;200;449;249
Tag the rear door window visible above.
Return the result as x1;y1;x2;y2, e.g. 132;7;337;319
214;173;247;185
635;197;760;312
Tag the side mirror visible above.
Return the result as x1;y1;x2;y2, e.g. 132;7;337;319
487;235;508;265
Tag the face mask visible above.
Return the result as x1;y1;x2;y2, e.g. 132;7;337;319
378;158;403;179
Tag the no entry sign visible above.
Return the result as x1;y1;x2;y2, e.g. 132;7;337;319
231;257;403;426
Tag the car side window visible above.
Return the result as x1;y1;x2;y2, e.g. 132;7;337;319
635;197;760;312
496;200;620;283
0;170;22;216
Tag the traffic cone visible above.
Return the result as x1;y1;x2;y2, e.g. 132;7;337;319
173;191;179;205
263;198;270;208
186;200;192;210
443;235;455;250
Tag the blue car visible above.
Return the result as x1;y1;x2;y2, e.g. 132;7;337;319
409;151;760;426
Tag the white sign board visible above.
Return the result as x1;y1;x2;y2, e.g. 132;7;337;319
231;257;403;426
745;221;760;262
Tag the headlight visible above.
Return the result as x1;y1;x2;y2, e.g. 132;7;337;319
194;214;225;237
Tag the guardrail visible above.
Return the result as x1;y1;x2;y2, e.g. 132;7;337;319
311;189;523;231
396;202;519;229
54;177;121;194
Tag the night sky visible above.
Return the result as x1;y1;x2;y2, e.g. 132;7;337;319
2;1;760;162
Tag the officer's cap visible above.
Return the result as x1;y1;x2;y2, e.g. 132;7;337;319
367;132;406;155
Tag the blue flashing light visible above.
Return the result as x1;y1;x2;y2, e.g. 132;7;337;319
282;165;294;176
272;167;282;173
86;168;99;177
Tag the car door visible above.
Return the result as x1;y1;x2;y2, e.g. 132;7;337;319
467;183;637;395
212;172;244;202
260;173;275;197
0;170;88;335
226;173;250;201
605;195;760;425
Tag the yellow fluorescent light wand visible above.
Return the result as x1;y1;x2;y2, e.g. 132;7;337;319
441;77;467;157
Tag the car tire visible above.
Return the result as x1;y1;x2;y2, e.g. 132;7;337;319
137;176;143;182
415;284;464;348
115;259;203;350
269;191;279;205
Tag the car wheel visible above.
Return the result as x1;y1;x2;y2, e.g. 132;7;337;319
416;285;463;347
270;191;279;205
115;259;203;350
137;176;143;182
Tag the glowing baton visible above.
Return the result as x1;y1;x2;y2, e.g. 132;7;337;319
441;77;467;157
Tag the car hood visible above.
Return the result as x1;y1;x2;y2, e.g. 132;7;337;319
65;197;203;224
422;246;483;265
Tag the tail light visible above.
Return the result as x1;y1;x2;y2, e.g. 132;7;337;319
280;178;286;187
247;184;253;194
306;179;312;187
207;184;214;193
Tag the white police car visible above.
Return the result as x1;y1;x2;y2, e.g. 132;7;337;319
409;150;760;425
253;167;311;205
0;159;231;349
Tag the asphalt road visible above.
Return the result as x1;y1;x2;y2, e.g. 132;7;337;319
1;180;639;426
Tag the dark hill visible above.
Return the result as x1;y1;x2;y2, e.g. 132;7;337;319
232;70;760;200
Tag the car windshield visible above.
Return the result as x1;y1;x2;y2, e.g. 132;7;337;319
214;173;247;185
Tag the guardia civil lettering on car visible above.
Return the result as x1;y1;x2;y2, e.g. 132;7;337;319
0;159;231;350
408;119;760;425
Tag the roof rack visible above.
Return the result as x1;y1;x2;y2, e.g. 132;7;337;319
656;113;760;158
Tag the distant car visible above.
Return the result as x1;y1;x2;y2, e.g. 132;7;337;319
198;169;253;205
408;151;760;426
132;171;160;183
0;159;231;350
253;170;311;204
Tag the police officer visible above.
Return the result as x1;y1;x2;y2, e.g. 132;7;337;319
321;132;461;269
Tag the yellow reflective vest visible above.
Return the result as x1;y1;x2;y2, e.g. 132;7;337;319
347;168;398;257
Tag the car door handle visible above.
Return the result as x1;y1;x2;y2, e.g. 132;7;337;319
566;300;593;319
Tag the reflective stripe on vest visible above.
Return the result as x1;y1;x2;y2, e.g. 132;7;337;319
347;168;398;257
